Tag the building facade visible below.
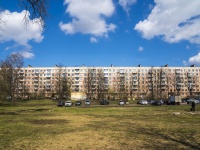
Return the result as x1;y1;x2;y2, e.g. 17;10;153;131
17;65;200;100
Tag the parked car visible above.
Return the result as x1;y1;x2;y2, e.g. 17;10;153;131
100;100;109;105
181;98;189;103
75;101;82;106
118;100;125;105
187;98;195;104
65;101;73;107
140;100;148;105
159;100;164;105
195;100;200;104
57;101;64;107
147;100;154;105
85;99;91;105
187;98;199;104
151;100;162;106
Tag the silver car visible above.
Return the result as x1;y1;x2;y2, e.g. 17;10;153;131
140;100;148;105
85;100;90;105
65;101;73;107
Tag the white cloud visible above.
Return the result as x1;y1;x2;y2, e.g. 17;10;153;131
59;0;116;37
118;0;137;13
0;10;44;46
90;37;98;43
134;0;200;44
138;46;144;52
20;51;35;59
183;53;200;66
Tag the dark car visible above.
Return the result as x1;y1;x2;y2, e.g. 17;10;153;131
57;101;64;107
75;101;82;106
147;100;155;105
151;100;162;106
100;100;109;105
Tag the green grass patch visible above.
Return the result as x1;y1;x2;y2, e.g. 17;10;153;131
0;99;199;150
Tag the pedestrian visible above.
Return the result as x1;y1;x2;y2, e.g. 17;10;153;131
190;101;196;112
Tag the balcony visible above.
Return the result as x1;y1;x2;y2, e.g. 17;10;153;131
187;73;193;77
120;73;125;77
161;75;166;78
104;74;109;77
75;88;79;92
161;87;165;90
18;87;23;90
45;87;51;91
161;82;166;85
75;69;79;72
75;73;79;77
132;82;138;85
132;86;138;89
74;82;79;85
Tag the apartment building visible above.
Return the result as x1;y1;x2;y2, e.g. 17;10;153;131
17;64;200;100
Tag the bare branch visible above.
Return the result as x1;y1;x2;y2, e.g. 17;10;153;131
18;0;49;27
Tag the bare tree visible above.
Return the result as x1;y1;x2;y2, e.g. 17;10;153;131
62;68;71;99
0;53;24;105
157;67;169;99
148;67;155;100
84;68;93;99
119;72;126;100
131;72;138;99
54;64;63;99
54;64;71;99
96;69;105;100
18;0;49;26
187;72;197;97
0;68;7;101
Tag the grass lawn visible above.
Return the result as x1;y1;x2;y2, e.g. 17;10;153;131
0;99;199;150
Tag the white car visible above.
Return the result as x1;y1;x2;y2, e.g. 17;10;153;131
118;100;125;105
85;100;90;105
140;100;148;105
65;101;73;107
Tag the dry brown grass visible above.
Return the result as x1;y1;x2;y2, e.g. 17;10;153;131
0;100;200;150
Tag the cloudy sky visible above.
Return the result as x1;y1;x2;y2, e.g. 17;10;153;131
0;0;200;67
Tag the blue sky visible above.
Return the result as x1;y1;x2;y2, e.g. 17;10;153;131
0;0;200;67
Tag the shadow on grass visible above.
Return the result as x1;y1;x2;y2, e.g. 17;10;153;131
0;112;20;115
0;108;50;116
18;108;50;112
0;102;13;107
28;119;69;125
138;127;200;149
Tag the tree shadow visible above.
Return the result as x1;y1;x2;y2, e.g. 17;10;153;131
0;108;50;116
0;112;20;115
138;127;200;149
